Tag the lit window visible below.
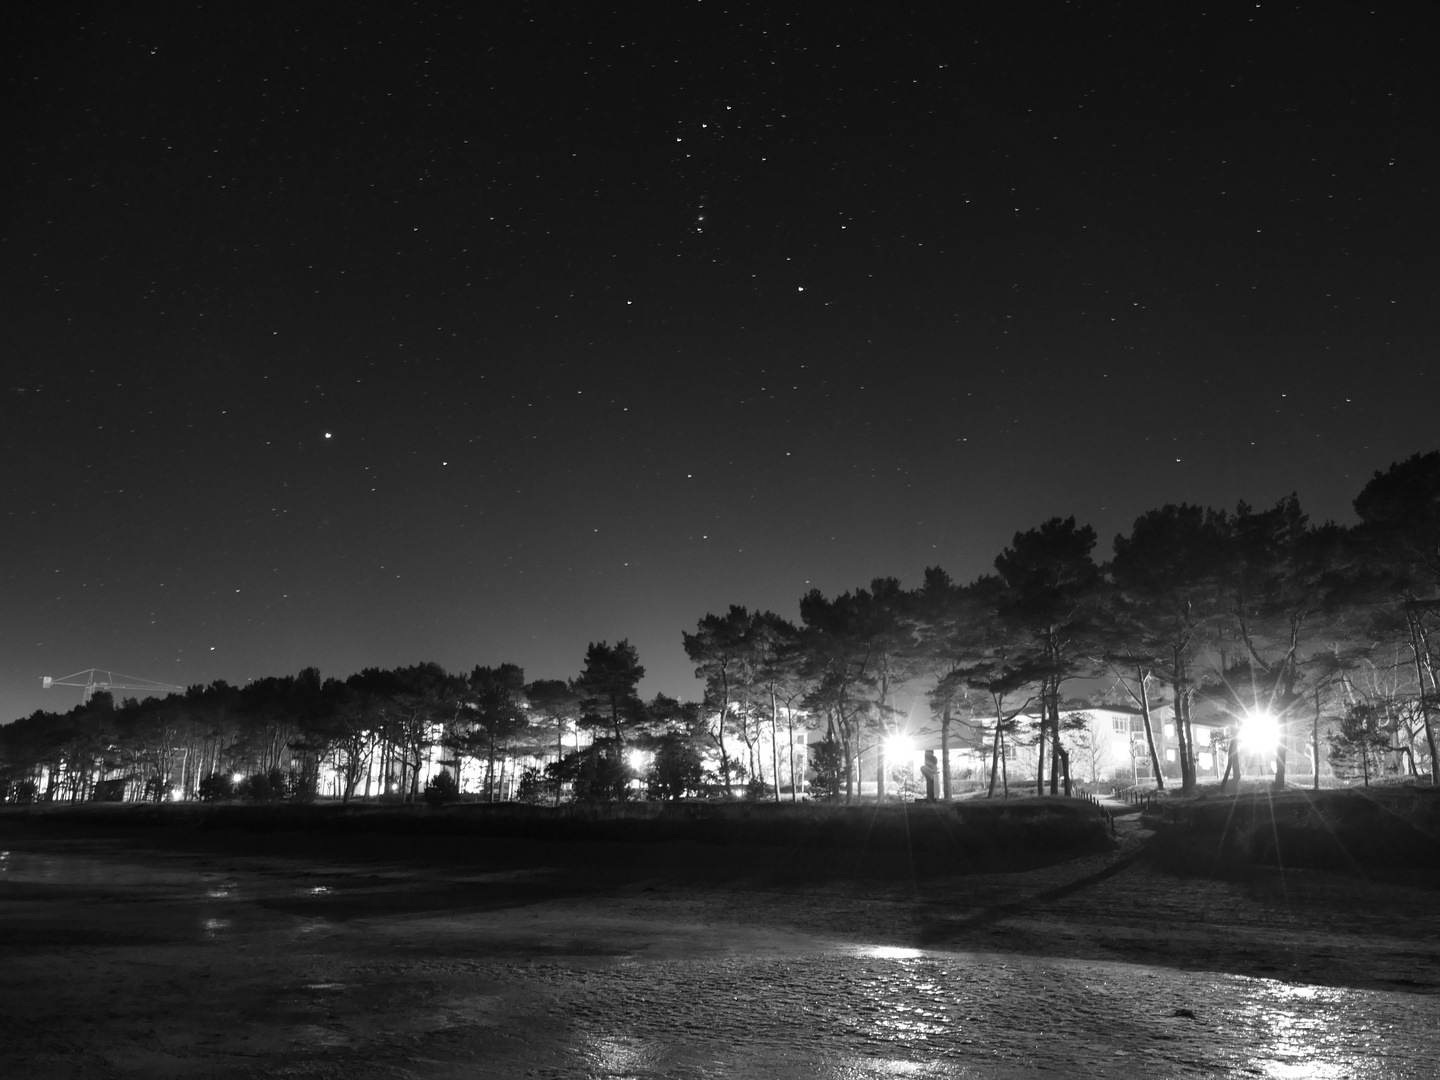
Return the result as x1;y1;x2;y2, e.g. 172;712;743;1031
1165;748;1176;762
1112;717;1129;733
1163;723;1175;738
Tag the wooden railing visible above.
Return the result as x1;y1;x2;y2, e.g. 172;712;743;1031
1080;790;1116;835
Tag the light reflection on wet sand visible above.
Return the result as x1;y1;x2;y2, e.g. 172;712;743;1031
547;948;1436;1077
1237;979;1396;1080
1;840;1435;1078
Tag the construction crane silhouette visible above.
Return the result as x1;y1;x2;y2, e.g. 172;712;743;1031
41;669;185;705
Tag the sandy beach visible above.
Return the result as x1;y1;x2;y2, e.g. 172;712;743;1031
2;806;1437;1077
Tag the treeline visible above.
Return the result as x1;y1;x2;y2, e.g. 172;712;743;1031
694;452;1440;797
0;647;676;806
5;452;1440;805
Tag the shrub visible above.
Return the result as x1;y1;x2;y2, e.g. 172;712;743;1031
809;734;845;800
423;768;460;806
548;744;633;802
238;772;274;803
516;765;552;804
198;772;234;802
1328;704;1391;786
648;733;705;800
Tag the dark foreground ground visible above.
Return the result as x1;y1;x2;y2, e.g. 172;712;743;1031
2;796;1438;1078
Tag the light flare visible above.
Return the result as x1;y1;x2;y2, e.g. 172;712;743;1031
1239;709;1281;752
884;732;915;762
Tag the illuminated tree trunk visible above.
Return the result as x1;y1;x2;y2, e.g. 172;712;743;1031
836;711;854;802
1135;672;1165;791
1172;648;1196;793
769;690;782;803
1034;704;1046;797
940;703;952;802
987;695;1005;799
1048;684;1066;796
1408;610;1440;785
1272;674;1292;791
787;710;798;802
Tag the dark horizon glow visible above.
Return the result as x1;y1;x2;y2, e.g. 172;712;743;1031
4;4;1436;723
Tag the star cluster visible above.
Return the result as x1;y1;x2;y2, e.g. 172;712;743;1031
2;3;1435;719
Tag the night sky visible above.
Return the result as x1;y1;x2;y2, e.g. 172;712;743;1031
4;3;1437;722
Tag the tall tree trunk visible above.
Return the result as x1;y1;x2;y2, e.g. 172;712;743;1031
1000;728;1010;797
1135;668;1165;790
787;710;798;802
717;732;732;797
770;690;782;803
1175;698;1194;794
1408;611;1440;785
1048;685;1061;796
487;731;498;802
714;672;733;798
1312;690;1322;792
871;676;886;804
1172;648;1194;793
1182;690;1199;791
1273;721;1288;789
1035;694;1046;797
987;709;1002;798
940;703;952;802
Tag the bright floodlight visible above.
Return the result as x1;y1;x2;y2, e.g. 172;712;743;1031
1238;709;1280;752
230;772;244;785
884;732;915;762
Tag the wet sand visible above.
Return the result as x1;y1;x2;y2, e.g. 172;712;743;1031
2;811;1438;1077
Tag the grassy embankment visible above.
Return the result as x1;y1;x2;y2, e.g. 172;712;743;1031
1141;781;1440;877
14;787;1433;880
0;797;1113;878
